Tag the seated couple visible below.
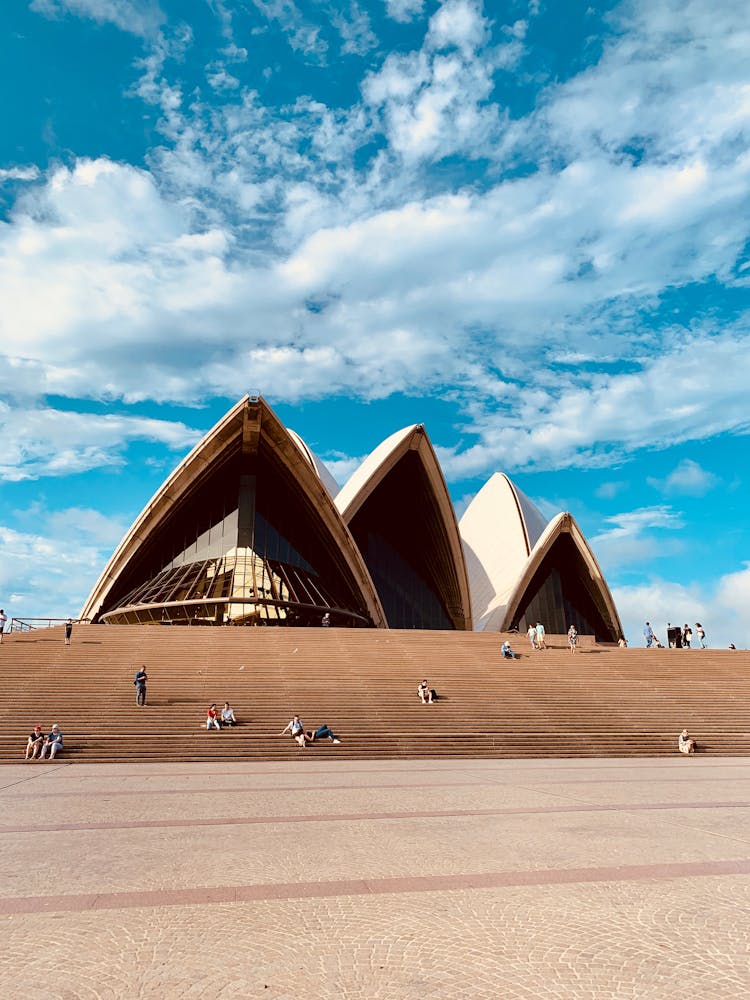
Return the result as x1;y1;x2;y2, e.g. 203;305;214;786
206;703;238;730
25;724;63;760
280;716;341;747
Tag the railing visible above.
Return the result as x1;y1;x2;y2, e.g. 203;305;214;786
9;618;89;633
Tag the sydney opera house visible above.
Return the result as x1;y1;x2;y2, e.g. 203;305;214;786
81;396;623;641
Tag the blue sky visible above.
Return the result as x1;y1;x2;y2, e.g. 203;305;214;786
1;0;749;647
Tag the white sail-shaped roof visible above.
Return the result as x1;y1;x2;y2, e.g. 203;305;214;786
459;473;548;631
288;428;340;498
337;424;473;630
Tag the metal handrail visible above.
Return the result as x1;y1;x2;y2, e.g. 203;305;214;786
9;617;89;633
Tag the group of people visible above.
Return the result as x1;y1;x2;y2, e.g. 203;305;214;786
25;724;63;760
644;621;708;649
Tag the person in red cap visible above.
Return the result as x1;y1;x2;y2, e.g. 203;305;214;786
25;726;45;760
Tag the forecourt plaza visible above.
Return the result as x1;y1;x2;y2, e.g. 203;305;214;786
2;756;750;999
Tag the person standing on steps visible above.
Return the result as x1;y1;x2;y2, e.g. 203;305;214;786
134;665;148;706
643;622;654;648
64;618;73;645
0;608;7;642
567;624;578;653
535;622;546;650
695;623;707;648
527;624;537;650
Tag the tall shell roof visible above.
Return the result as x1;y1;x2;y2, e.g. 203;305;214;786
80;395;385;627
287;428;340;498
336;424;473;630
459;473;548;631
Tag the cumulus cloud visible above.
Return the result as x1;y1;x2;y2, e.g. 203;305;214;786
590;505;685;569
0;166;41;183
30;0;164;37
0;402;200;481
4;0;750;488
385;0;424;22
647;458;719;495
0;507;130;619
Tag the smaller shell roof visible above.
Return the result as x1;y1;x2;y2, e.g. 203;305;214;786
459;473;548;631
287;428;340;498
335;425;418;520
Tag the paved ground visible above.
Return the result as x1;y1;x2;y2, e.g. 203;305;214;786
1;757;749;999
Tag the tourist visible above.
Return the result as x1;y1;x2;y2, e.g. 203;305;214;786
25;725;44;760
643;622;654;648
64;618;73;645
39;724;63;760
0;608;6;642
678;729;696;755
535;622;546;650
682;624;692;649
134;665;148;706
417;679;436;704
695;623;707;648
221;702;237;726
206;703;221;731
321;612;331;627
311;723;341;744
500;641;517;659
618;637;628;648
527;624;537;649
280;715;311;747
567;625;578;653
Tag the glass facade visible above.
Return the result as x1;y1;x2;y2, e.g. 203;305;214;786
348;452;460;630
510;534;618;641
97;439;373;627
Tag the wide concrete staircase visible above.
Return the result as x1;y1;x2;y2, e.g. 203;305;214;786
1;624;749;761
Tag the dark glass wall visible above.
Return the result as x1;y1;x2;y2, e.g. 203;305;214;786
348;452;457;629
511;534;617;641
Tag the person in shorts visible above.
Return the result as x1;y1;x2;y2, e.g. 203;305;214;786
25;726;45;760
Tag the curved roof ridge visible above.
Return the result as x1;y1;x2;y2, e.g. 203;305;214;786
335;424;420;521
459;472;549;630
287;428;340;498
499;512;623;638
81;396;386;627
336;423;472;630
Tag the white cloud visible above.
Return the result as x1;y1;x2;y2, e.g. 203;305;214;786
590;505;685;569
595;481;627;500
249;0;328;60
332;1;377;56
0;165;41;183
385;0;424;23
0;508;129;620
647;458;719;496
4;0;750;486
30;0;164;37
0;402;199;481
614;564;750;650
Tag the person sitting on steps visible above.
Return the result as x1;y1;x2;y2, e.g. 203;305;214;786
500;641;517;659
280;715;313;747
417;679;436;704
25;726;45;760
206;704;222;731
678;729;696;754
